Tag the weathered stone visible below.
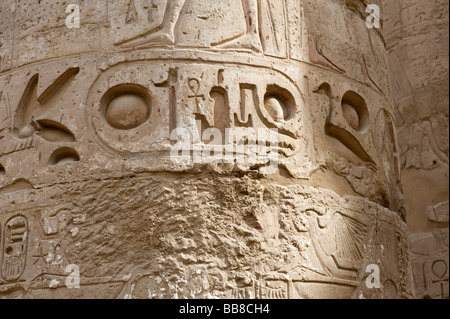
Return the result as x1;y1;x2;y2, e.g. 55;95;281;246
382;0;449;299
0;0;444;299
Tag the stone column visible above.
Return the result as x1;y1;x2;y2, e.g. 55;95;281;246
0;0;413;298
382;0;449;299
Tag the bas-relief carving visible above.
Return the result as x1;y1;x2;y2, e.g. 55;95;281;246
277;186;413;299
410;229;449;299
310;75;403;213
303;0;389;95
0;215;28;284
0;1;13;73
421;259;449;299
84;59;312;177
0;0;414;298
114;0;289;58
427;201;449;224
0;202;128;298
393;86;449;301
0;0;395;181
0;179;413;299
0;68;80;171
382;0;449;299
0;55;402;206
399;117;449;171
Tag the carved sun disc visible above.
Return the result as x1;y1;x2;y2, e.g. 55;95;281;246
265;97;285;122
342;102;360;131
105;94;149;130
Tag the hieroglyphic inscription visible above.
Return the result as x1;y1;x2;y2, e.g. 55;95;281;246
1;216;28;282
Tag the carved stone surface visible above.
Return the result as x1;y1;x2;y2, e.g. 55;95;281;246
382;0;449;299
0;0;419;298
410;230;449;299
